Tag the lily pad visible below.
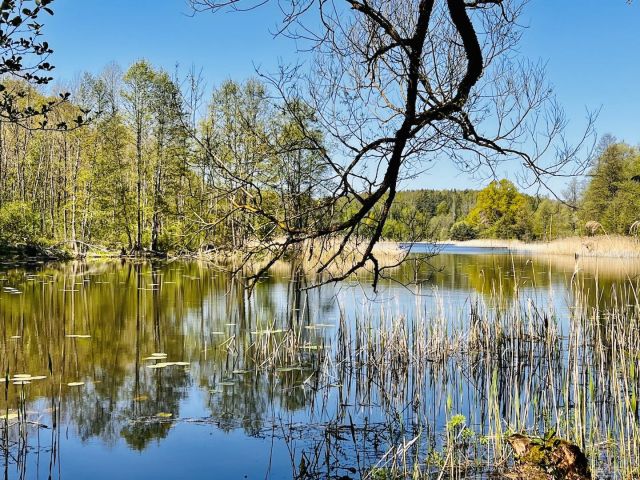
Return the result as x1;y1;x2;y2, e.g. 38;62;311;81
147;363;168;369
67;382;85;387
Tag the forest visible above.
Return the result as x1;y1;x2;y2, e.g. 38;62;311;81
0;62;635;255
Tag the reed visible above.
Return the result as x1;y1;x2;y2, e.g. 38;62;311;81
445;235;640;258
253;280;640;478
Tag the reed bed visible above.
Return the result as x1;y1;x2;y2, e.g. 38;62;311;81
444;235;640;258
221;281;640;479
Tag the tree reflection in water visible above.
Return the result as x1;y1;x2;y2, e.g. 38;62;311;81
0;254;639;479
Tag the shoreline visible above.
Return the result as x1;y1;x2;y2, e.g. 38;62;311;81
3;235;640;263
394;235;640;259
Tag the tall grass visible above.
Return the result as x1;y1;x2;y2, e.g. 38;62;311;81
250;281;640;478
445;235;640;258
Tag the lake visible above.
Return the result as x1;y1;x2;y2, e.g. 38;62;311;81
1;248;639;479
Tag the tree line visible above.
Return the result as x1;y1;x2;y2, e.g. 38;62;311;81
0;63;325;255
0;58;635;254
377;139;640;243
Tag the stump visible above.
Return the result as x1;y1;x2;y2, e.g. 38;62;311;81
504;433;591;480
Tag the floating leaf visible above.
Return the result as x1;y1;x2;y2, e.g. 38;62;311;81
0;413;18;421
147;361;189;369
147;363;168;369
66;334;91;339
156;412;173;418
304;324;335;329
232;369;250;375
67;382;85;387
134;395;149;402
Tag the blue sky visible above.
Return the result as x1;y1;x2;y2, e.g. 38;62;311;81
44;0;639;191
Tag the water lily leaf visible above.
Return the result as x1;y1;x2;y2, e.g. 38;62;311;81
232;369;250;374
217;382;235;386
66;334;91;338
147;363;168;369
134;395;149;402
304;324;335;329
13;380;31;385
156;412;173;418
67;382;85;387
13;374;32;379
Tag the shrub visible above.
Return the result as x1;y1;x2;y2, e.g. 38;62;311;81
450;221;477;241
0;201;40;246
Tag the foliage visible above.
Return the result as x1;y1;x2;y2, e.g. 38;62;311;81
0;201;40;246
0;0;79;127
579;142;640;235
466;179;532;240
450;221;477;241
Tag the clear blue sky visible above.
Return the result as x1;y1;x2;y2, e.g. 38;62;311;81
45;0;639;191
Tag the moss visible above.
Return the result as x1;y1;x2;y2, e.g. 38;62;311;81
520;443;549;464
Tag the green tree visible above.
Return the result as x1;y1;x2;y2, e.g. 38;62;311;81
0;201;39;246
450;221;476;241
466;179;531;239
123;60;156;251
579;142;632;231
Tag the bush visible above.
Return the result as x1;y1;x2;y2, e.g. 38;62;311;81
450;221;477;241
0;201;40;246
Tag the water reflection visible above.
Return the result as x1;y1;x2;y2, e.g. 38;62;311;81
0;252;639;479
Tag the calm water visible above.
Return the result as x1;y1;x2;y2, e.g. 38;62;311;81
1;250;639;479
